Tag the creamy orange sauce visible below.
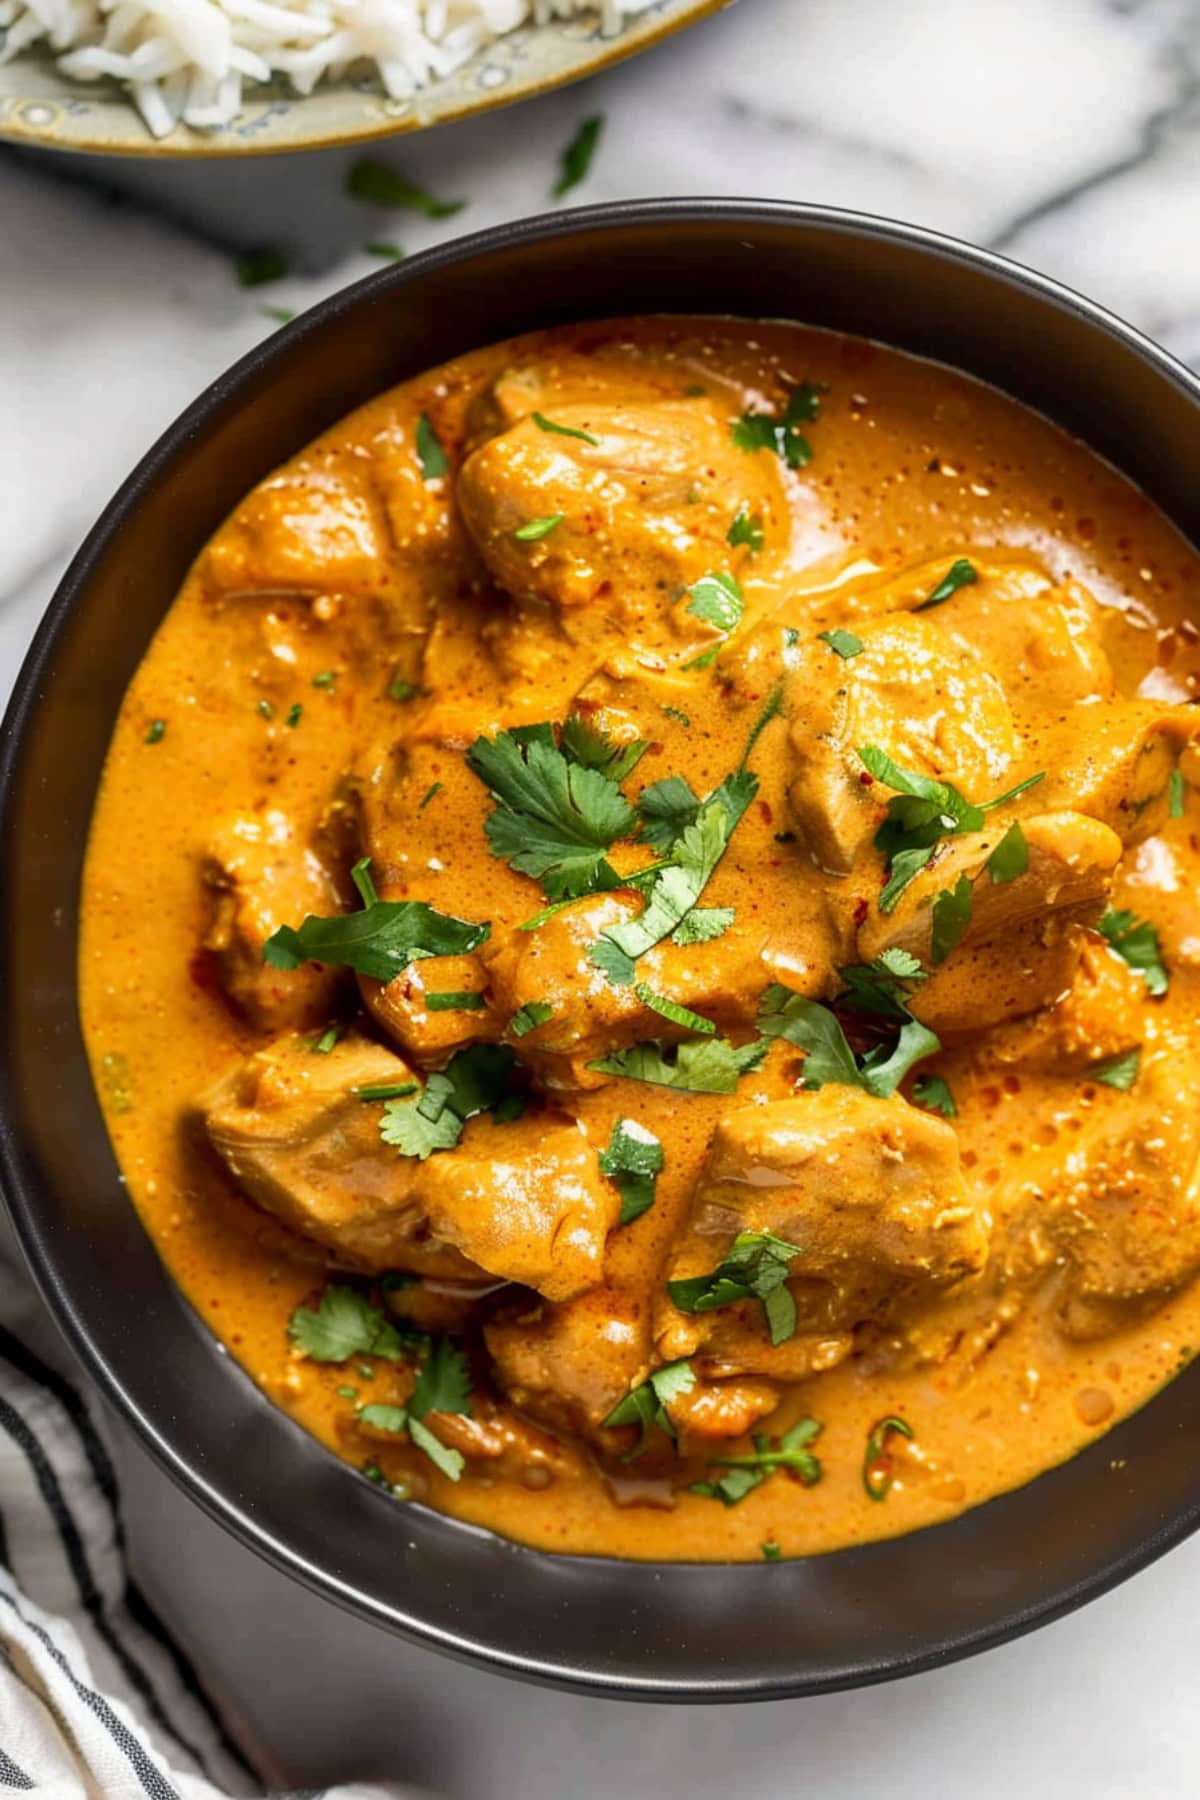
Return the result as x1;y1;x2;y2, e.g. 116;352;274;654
79;317;1200;1561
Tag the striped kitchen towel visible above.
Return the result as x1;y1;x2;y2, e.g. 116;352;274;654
0;1223;429;1800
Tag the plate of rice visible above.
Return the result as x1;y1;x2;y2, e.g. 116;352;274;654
0;0;726;153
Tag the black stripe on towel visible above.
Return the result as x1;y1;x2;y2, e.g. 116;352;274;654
0;1325;254;1782
0;1748;34;1790
0;1394;210;1779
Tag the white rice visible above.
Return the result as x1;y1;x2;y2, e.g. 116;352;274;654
0;0;661;138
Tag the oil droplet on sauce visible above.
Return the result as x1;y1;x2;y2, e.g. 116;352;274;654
1074;1387;1115;1427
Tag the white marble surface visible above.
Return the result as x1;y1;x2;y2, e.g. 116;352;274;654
5;0;1200;1792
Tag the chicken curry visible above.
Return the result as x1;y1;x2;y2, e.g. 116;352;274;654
80;316;1200;1561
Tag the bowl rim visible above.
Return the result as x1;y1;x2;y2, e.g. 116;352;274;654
6;197;1200;1701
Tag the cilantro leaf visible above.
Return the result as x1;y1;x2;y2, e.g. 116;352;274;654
757;986;861;1088
510;1001;554;1038
599;1118;664;1226
913;1073;957;1117
407;1416;465;1482
1170;768;1186;818
424;990;485;1012
604;1360;695;1458
637;775;702;853
554;113;604;197
263;886;488;984
691;1467;765;1506
358;1403;408;1432
669;1231;802;1345
1093;1047;1142;1091
588;1037;769;1093
917;558;978;610
380;1044;517;1159
817;628;864;659
1098;908;1168;997
289;1286;406;1364
346;159;464;217
467;726;637;900
686;571;744;635
634;984;718;1036
410;1335;472;1420
415;414;449;480
589;937;638;986
514;513;564;541
836;947;927;1020
986;820;1028;883
930;874;973;965
728;510;764;552
731;382;823;469
559;714;647;783
859;1018;942;1096
672;906;735;946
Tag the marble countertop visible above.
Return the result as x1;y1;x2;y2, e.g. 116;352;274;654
5;0;1200;1793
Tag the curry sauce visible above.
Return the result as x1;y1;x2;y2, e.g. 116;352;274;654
79;317;1200;1561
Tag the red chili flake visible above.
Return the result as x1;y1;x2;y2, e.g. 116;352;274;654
758;800;774;826
852;897;870;926
859;771;874;787
187;947;221;996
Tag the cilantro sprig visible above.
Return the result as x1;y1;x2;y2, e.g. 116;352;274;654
289;1285;409;1363
863;1414;913;1500
357;1334;472;1483
588;1036;768;1094
603;1360;695;1459
731;382;824;470
669;1231;802;1345
1098;908;1168;997
758;972;940;1098
691;1418;823;1505
264;857;489;984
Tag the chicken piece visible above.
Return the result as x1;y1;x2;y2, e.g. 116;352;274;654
1037;700;1197;847
201;811;341;1031
828;552;1059;626
360;954;497;1068
457;398;786;644
202;450;389;597
858;810;1123;1033
201;1032;617;1299
929;575;1113;721
783;611;1019;875
485;1286;650;1440
978;935;1147;1077
656;1089;988;1380
482;893;800;1092
1008;1059;1200;1339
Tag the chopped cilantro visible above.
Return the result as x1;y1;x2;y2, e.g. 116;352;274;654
603;1360;695;1458
388;675;420;702
662;705;692;726
510;1001;554;1038
358;1402;408;1433
415;414;448;481
366;241;404;261
1170;768;1186;818
261;306;295;325
559;714;647;783
761;1540;782;1561
257;699;275;720
731;382;823;469
312;1023;342;1055
379;1043;517;1158
336;1385;359;1400
312;670;336;689
690;1467;765;1507
728;509;765;552
686;571;744;635
930;873;973;965
758;984;939;1098
672;906;735;946
263;878;489;985
863;1415;913;1500
144;719;166;745
532;412;599;446
514;513;564;541
634;984;718;1036
346;159;464;217
289;1286;406;1363
1099;908;1168;997
912;1073;957;1117
418;782;442;810
917;558;978;610
817;627;864;660
740;682;786;767
599;1118;664;1226
466;723;638;901
669;1231;801;1346
236;247;288;287
285;703;302;729
424;991;486;1012
588;1036;768;1094
637;775;702;852
554;114;604;197
1093;1046;1141;1091
355;1082;419;1101
836;947;926;1020
985;820;1028;883
411;1334;472;1419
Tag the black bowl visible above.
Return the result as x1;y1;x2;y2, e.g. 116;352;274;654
5;200;1200;1702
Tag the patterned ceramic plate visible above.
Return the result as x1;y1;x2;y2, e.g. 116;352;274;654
0;0;727;155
